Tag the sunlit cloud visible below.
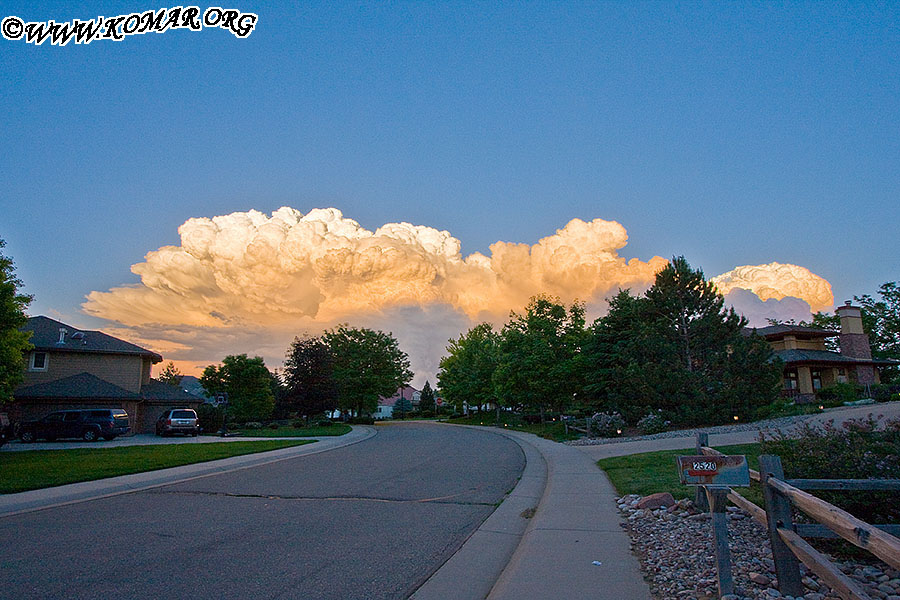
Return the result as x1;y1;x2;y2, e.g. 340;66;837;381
82;207;834;384
711;262;833;313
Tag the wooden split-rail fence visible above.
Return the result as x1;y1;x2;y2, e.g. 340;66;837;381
692;432;900;600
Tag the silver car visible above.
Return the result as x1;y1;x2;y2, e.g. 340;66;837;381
155;408;200;436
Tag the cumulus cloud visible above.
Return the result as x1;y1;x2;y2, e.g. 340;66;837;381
722;288;816;328
82;207;833;385
711;262;833;313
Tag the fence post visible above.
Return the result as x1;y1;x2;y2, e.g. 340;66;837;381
695;433;709;511
759;454;803;597
706;486;734;597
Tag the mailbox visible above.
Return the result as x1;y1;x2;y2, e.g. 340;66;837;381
676;455;750;487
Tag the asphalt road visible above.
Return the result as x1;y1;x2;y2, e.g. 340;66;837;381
0;423;525;600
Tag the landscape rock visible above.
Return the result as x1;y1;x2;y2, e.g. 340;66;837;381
636;492;677;510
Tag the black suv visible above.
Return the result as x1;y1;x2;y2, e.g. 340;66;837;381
18;409;130;442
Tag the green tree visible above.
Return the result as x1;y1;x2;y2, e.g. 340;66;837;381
324;325;412;417
805;281;900;382
394;396;413;419
492;296;586;420
584;257;780;425
158;361;183;387
282;335;337;421
419;380;435;414
0;239;33;405
438;323;499;414
200;354;275;422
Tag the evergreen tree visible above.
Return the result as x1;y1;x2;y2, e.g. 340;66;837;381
158;362;183;387
393;396;413;419
0;239;33;405
419;380;435;413
583;257;780;425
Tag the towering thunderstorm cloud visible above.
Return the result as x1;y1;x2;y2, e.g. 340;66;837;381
82;207;833;383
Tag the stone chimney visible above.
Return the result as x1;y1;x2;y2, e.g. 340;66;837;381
835;301;876;384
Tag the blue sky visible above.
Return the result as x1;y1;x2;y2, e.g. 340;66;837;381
1;2;898;371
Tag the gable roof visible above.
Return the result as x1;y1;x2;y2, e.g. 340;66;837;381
379;385;418;407
140;379;205;402
23;316;162;362
14;372;140;400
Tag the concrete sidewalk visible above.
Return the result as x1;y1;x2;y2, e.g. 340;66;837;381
0;426;375;518
414;427;652;600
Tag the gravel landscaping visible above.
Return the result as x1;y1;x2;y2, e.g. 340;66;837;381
616;494;899;600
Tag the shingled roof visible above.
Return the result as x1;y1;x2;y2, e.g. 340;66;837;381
140;379;204;402
23;316;162;362
743;324;837;339
14;372;141;399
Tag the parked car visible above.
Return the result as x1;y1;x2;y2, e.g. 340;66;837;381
0;412;12;448
18;409;130;442
156;408;200;437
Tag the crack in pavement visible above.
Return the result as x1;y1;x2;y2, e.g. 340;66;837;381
151;489;499;507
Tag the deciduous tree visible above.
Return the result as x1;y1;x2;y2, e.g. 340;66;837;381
0;239;33;405
438;323;499;414
492;296;586;420
282;335;337;420
200;354;275;422
324;325;412;417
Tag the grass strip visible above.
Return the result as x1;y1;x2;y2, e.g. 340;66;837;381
445;414;581;442
597;442;765;507
0;440;312;494
229;424;351;438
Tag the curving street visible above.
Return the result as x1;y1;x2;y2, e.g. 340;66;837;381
0;423;524;600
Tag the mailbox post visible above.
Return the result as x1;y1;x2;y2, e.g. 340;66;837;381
677;454;750;599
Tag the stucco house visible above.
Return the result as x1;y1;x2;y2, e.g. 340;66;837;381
745;302;897;403
11;316;201;433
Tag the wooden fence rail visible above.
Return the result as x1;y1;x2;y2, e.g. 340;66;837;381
692;433;900;600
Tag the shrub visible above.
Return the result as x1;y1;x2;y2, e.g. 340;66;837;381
760;415;900;523
317;420;333;427
816;383;860;406
348;416;374;425
636;412;669;435
197;403;224;434
590;412;625;437
291;419;305;428
268;422;279;429
244;422;264;430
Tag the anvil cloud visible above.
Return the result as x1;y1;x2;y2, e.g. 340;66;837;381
82;207;833;384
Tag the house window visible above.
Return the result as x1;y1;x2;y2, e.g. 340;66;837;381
837;368;848;383
811;369;823;390
784;370;798;390
29;352;48;371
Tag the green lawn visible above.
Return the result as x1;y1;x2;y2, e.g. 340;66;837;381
445;414;581;442
597;442;765;506
228;424;352;437
0;440;312;494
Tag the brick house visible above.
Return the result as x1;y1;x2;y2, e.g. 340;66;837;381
745;302;897;403
11;316;201;433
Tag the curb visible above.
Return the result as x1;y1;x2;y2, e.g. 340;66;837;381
0;426;376;518
411;427;547;600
